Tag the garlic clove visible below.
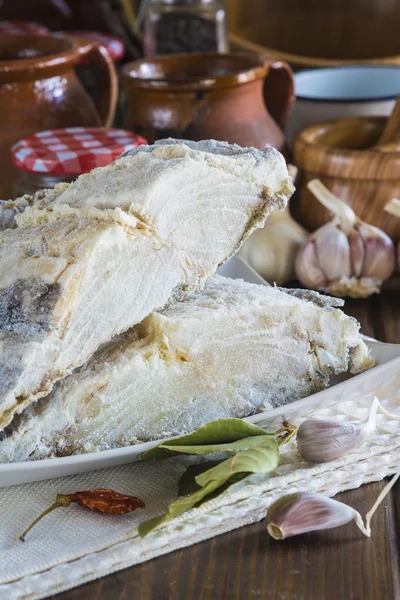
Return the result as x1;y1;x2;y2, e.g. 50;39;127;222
315;223;352;281
296;396;400;464
348;229;365;278
266;492;369;539
295;239;328;289
267;472;400;541
296;419;367;463
358;223;396;280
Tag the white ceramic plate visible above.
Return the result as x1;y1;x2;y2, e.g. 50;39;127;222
1;256;399;487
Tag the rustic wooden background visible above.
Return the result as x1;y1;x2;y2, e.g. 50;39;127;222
51;291;400;600
227;0;400;60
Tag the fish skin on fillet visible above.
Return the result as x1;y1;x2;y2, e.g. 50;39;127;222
0;140;294;431
0;276;374;463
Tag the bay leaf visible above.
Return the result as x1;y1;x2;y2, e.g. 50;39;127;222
178;460;224;496
196;436;279;487
139;436;280;537
140;418;270;460
152;434;270;457
138;478;225;537
178;462;246;496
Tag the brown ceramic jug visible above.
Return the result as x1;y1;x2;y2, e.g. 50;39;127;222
121;53;294;152
0;33;118;198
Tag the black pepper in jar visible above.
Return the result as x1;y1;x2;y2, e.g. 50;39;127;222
144;0;227;56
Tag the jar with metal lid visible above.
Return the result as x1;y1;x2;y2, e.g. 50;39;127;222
11;127;147;198
144;0;227;56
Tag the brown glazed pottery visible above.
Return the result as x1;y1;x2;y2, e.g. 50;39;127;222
120;53;294;151
292;116;400;243
0;33;118;198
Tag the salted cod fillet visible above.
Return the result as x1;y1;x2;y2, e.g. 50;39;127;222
0;140;294;431
0;276;373;463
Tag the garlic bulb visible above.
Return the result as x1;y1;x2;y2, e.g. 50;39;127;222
266;493;370;539
239;165;308;284
239;204;308;284
295;180;396;298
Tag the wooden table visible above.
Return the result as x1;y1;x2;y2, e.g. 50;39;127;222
51;292;400;600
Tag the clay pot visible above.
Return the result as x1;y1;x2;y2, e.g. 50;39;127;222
292;116;400;243
120;53;294;151
0;33;118;198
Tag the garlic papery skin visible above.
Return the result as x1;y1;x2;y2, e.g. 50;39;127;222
384;198;400;219
239;203;308;284
266;493;370;540
295;180;396;298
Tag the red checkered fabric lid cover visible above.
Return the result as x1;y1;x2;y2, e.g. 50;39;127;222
12;128;148;175
0;21;49;35
56;31;125;61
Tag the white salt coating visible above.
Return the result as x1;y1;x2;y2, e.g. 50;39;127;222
0;139;294;431
0;276;373;463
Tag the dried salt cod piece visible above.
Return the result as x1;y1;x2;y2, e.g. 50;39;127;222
0;140;294;431
0;276;374;463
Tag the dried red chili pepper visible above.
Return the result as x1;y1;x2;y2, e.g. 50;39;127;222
20;488;145;542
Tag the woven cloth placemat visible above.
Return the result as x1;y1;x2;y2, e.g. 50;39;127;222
0;372;399;600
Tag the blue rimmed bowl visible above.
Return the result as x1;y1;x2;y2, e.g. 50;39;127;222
286;66;400;143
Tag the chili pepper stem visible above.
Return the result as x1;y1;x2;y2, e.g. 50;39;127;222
19;496;71;542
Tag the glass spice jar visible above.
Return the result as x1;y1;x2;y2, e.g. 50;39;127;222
144;0;227;56
11;127;147;198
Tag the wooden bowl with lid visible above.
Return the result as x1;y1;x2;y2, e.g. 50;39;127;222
291;116;400;243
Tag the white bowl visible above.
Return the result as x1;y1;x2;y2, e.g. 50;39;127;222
286;65;400;143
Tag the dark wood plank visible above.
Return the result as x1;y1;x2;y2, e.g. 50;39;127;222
49;295;400;600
